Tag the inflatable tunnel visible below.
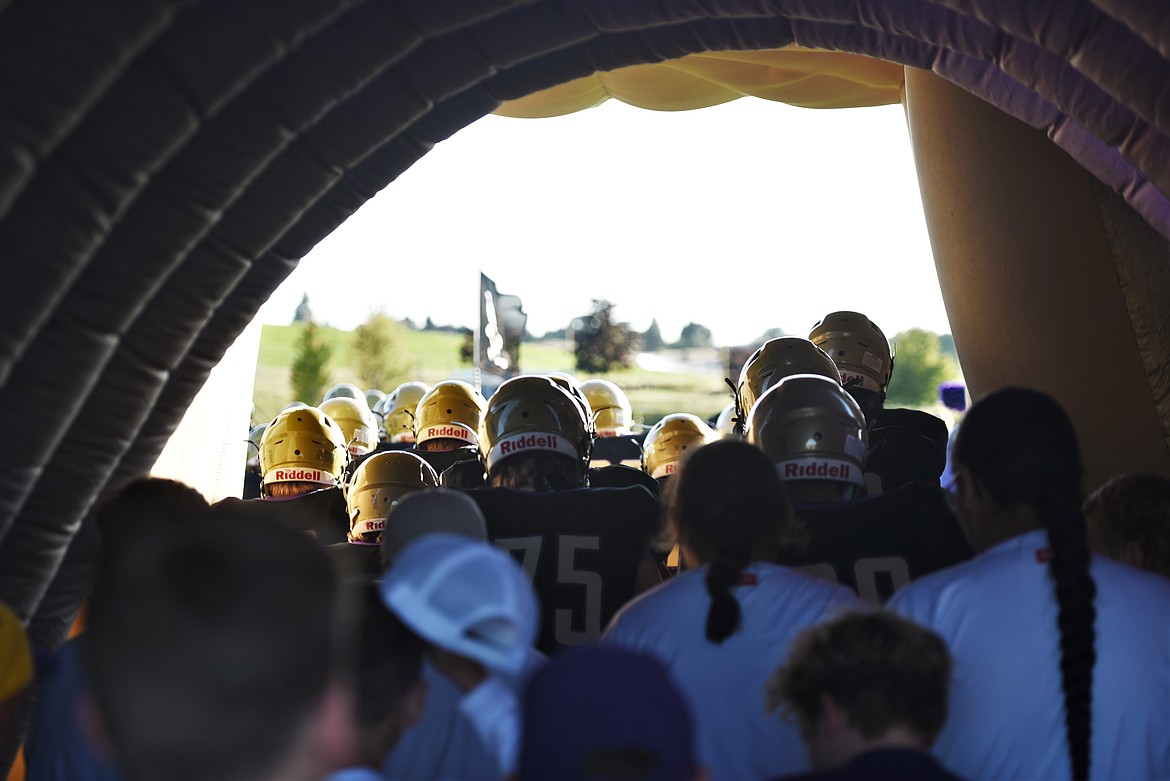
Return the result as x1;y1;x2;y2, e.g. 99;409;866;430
1;1;1170;640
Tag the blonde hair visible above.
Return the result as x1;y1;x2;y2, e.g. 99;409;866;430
264;480;326;498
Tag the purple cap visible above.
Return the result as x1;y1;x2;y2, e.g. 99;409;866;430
938;381;967;412
520;644;698;781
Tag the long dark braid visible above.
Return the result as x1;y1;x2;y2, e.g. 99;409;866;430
955;387;1096;779
666;439;791;644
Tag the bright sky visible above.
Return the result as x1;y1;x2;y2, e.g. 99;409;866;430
257;96;951;347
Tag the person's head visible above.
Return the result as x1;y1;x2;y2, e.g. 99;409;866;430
1084;472;1170;578
413;380;486;452
319;397;378;458
577;378;634;437
480;375;592;491
951;387;1084;550
380;488;489;568
85;514;353;781
380;382;431;444
737;337;840;428
94;476;210;556
747;374;869;503
347;583;427;769
667;438;792;643
951;386;1096;780
520;645;706;781
345;452;439;544
379;533;538;678
259;406;349;498
766;611;951;770
809;311;893;412
641;413;717;481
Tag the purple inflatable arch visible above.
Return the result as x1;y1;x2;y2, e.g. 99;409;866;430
0;1;1167;634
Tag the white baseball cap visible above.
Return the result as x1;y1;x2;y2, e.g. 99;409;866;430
379;533;538;676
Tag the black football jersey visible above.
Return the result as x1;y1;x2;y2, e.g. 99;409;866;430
469;485;662;654
212;487;349;545
777;481;972;605
865;407;950;491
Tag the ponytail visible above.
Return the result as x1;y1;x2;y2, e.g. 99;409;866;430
705;541;750;643
666;439;792;646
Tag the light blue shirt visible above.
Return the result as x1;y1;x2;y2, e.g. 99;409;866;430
382;661;498;781
603;562;866;781
381;650;543;781
889;529;1170;781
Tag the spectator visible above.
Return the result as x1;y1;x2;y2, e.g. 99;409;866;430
766;611;962;780
604;439;865;780
25;476;211;781
378;490;500;781
889;387;1170;780
84;513;354;781
519;644;707;781
379;533;541;779
1083;472;1170;579
326;584;427;781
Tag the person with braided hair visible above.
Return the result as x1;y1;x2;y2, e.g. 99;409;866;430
603;439;864;781
889;387;1170;780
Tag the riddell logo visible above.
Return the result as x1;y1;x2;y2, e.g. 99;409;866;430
499;433;559;456
662;463;676;475
783;461;853;480
270;468;327;482
423;425;471;440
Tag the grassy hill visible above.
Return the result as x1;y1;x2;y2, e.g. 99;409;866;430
253;323;731;428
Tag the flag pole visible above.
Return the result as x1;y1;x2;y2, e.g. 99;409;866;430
473;272;483;393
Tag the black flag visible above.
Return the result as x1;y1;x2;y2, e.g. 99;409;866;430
478;273;526;379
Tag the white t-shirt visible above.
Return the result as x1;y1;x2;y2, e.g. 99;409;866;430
889;529;1170;781
603;562;866;781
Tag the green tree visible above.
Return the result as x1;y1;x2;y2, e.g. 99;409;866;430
642;319;665;352
751;326;787;344
459;328;474;365
293;293;312;323
885;328;960;407
350;310;416;390
675;322;713;349
290;320;332;403
573;300;639;374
